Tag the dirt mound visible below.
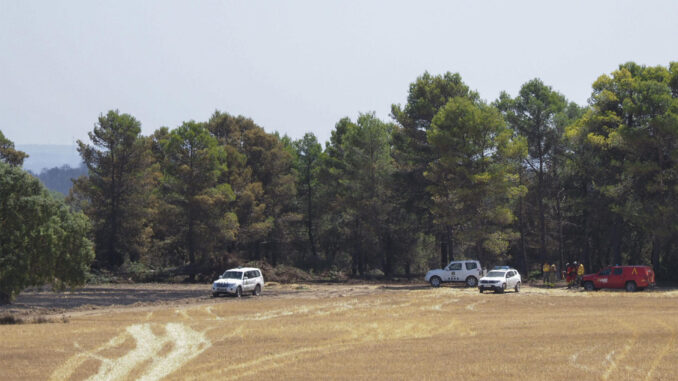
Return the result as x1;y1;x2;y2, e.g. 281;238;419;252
244;261;315;283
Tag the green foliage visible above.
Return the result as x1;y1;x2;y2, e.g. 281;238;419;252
207;111;298;266
495;79;580;274
0;130;28;166
314;113;423;277
426;97;523;262
70;110;155;268
391;72;480;267
156;121;236;275
61;63;678;282
571;62;678;276
293;133;324;262
0;162;94;304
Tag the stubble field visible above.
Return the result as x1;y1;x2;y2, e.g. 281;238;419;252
1;283;677;381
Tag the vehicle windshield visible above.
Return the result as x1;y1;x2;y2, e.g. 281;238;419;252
487;271;506;277
222;271;243;279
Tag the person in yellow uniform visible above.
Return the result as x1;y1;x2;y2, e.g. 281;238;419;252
550;263;557;287
542;262;550;286
576;262;585;288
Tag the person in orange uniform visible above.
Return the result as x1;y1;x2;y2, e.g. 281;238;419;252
565;263;576;288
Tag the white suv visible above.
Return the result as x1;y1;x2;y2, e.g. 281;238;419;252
478;268;521;293
212;267;264;297
425;260;483;288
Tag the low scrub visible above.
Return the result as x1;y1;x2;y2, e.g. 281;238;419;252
0;314;68;325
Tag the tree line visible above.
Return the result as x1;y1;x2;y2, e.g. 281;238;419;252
2;61;678;292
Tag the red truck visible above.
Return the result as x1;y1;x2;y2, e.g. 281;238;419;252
581;265;655;292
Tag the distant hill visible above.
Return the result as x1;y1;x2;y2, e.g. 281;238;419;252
30;164;88;195
16;144;82;173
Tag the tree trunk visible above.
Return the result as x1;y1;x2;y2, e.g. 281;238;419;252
612;217;622;265
582;181;592;272
518;171;529;276
448;226;454;262
306;163;318;259
557;193;564;274
109;160;119;268
651;235;660;271
519;208;529;276
538;156;547;269
382;234;392;278
187;205;196;282
440;235;448;268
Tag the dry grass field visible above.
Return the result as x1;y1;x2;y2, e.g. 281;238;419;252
2;283;678;381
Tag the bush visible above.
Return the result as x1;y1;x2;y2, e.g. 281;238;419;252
528;270;543;281
0;162;94;304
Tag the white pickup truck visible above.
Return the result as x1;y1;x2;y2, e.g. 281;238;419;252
425;260;483;288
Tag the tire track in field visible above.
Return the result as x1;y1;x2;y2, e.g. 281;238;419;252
49;323;211;381
601;318;638;380
643;317;676;381
190;318;468;380
465;299;486;311
205;297;399;322
49;334;129;381
569;345;600;374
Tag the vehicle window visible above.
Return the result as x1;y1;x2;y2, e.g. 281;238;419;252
612;268;623;275
487;271;505;277
598;268;611;276
222;271;242;279
448;263;462;271
247;271;254;278
506;271;512;278
465;262;478;270
254;270;261;277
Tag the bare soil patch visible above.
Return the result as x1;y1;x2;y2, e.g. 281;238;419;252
0;282;393;319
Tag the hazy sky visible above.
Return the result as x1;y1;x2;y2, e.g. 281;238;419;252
2;1;677;146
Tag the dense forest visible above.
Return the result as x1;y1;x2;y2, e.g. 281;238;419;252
3;61;678;284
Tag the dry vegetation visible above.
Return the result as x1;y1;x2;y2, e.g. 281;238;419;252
1;284;677;380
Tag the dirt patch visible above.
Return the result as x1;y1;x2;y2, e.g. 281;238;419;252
4;282;677;321
0;282;395;319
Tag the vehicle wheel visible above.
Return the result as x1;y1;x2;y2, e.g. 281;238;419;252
583;281;594;291
430;276;442;288
514;282;521;293
479;288;483;293
212;292;219;297
625;281;637;292
253;284;261;296
496;284;506;294
465;276;478;288
235;287;242;298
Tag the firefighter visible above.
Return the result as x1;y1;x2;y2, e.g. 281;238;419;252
550;263;557;287
576;262;585;287
565;263;576;289
543;262;551;286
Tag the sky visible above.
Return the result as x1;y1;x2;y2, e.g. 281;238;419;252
1;0;677;146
